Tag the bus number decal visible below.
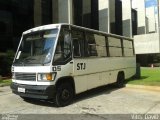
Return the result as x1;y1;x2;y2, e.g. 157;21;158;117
53;66;61;71
77;63;86;70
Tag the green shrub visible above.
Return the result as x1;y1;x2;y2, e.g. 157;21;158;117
0;50;15;77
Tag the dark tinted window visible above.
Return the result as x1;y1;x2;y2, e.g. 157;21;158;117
54;28;71;63
72;29;84;57
86;33;107;57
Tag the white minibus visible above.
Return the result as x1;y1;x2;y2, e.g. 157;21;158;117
11;24;136;106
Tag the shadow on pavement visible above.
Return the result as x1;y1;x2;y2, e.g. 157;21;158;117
74;84;119;103
125;76;149;84
22;84;121;107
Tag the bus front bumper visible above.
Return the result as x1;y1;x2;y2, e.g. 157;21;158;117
10;82;56;100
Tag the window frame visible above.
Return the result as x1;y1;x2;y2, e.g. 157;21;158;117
52;26;72;65
71;27;85;58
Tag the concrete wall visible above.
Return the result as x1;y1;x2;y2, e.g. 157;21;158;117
58;0;73;24
109;0;115;33
134;33;160;54
98;0;110;32
132;0;146;35
34;0;42;26
133;0;160;55
146;7;156;33
98;0;117;34
83;0;91;28
34;0;73;25
52;0;58;23
122;0;132;37
155;14;159;33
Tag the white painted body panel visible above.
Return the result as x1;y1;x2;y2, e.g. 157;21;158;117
12;56;136;94
72;57;136;94
12;66;53;85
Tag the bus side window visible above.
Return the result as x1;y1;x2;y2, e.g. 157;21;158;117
73;38;81;57
86;33;98;57
53;28;71;63
71;30;84;58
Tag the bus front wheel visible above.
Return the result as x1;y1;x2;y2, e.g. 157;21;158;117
55;83;74;107
115;72;125;88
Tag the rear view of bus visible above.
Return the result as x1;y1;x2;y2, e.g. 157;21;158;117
11;24;136;107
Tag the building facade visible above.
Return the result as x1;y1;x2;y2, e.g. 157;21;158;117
0;0;34;51
133;0;160;66
0;0;159;66
0;0;134;51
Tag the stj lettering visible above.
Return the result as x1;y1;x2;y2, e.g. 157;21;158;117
77;63;86;70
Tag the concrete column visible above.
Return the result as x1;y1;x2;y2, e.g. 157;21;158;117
58;0;73;24
132;0;146;35
91;0;99;30
34;0;42;27
98;0;110;33
146;7;156;33
109;0;115;33
52;0;58;23
158;0;160;52
73;0;83;26
98;0;116;33
82;0;91;28
122;0;132;37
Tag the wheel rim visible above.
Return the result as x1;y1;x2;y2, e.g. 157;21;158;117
61;89;70;101
56;84;74;106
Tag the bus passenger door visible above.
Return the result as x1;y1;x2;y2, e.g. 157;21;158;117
72;29;88;94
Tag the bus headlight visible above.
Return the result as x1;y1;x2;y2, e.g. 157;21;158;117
38;73;56;81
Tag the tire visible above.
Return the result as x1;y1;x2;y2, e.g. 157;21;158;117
55;83;74;107
115;72;125;88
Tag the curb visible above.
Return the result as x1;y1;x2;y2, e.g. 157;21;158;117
126;84;160;92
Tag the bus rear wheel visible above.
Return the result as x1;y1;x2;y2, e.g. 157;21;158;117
55;83;74;107
115;72;125;88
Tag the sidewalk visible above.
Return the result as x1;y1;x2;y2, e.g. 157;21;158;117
126;84;160;92
1;79;160;92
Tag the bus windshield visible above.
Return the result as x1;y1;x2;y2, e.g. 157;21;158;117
13;29;58;66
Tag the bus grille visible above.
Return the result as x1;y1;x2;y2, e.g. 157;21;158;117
15;73;36;81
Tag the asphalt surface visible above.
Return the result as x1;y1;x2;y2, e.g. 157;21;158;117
0;85;160;120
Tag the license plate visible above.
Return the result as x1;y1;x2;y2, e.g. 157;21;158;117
18;87;25;93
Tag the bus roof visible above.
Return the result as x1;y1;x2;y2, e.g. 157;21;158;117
23;23;133;41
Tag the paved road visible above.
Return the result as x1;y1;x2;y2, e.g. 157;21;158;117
0;86;160;120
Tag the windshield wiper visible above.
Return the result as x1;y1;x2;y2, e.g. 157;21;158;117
22;57;37;62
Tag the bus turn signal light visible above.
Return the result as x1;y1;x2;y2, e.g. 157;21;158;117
46;73;52;81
